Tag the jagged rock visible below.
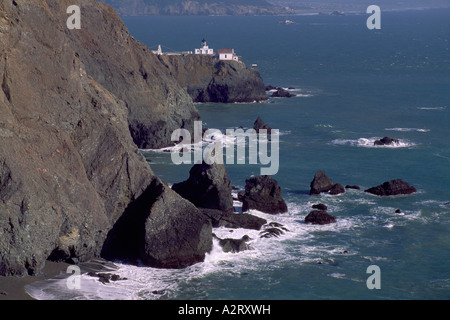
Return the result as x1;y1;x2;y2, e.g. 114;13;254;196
305;210;336;225
172;162;234;213
271;88;296;98
310;171;334;195
200;208;267;230
241;175;288;214
259;222;288;238
364;179;417;196
87;272;127;284
101;178;212;269
253;116;272;134
312;204;328;211
214;234;251;253
329;183;345;195
374;137;399;146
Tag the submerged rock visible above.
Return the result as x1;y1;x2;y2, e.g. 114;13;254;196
241;175;288;214
259;222;289;238
305;210;336;225
172;162;234;213
214;234;252;253
345;185;361;190
365;179;417;196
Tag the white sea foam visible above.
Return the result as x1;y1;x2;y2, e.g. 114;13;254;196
384;128;430;132
417;106;446;110
331;137;416;148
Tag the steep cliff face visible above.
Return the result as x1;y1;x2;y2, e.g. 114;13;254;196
102;0;295;16
159;55;268;103
0;0;210;276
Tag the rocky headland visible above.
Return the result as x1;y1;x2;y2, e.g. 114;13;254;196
158;54;268;103
102;0;295;16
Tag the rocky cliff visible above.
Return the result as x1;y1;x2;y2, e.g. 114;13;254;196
102;0;295;16
159;54;268;103
0;0;210;276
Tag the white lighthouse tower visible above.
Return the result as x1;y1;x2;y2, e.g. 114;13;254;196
195;39;214;55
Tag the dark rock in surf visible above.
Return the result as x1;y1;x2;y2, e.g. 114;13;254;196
374;137;399;146
253;116;272;134
241;175;288;214
259;222;289;238
172;162;234;213
312;203;328;211
310;170;334;195
329;183;345;195
271;88;295;98
305;210;336;225
345;185;361;190
214;234;252;253
364;179;417;196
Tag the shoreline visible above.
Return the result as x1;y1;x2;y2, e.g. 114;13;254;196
0;261;70;300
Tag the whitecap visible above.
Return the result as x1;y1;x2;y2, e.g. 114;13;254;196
331;137;416;148
417;106;446;110
384;128;430;133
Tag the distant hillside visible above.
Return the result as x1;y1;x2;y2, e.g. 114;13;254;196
101;0;294;16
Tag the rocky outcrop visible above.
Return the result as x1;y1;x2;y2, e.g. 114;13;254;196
365;179;417;196
101;178;212;269
253;116;272;134
259;222;289;238
158;55;268;103
329;183;345;195
200;209;266;230
374;137;399;146
0;0;208;276
172;162;234;213
271;88;296;98
310;171;334;195
305;210;336;225
103;0;295;16
241;175;288;214
310;171;345;196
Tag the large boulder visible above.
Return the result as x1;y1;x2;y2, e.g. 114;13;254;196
101;178;212;269
172;162;234;213
365;179;417;196
305;210;336;225
241;175;288;214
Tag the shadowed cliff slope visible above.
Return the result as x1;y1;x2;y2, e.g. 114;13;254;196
0;0;210;276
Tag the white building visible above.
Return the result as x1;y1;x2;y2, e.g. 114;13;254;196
195;39;214;55
218;49;239;62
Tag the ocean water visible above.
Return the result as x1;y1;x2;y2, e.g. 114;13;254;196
26;9;449;300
